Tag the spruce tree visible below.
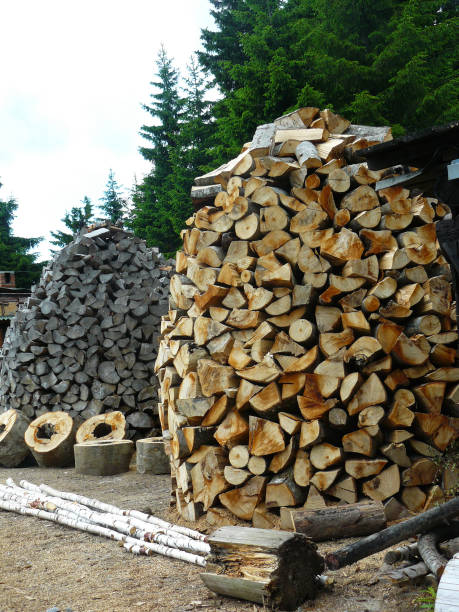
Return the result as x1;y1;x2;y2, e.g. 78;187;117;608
0;183;43;288
50;196;94;250
198;0;458;145
131;46;183;254
165;57;214;237
99;170;126;224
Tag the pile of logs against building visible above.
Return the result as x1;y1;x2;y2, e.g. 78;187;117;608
155;107;459;526
0;224;173;440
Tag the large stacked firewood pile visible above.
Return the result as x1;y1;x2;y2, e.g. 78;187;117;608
155;107;459;525
0;224;173;440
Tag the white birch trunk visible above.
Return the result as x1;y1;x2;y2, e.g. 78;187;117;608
19;479;208;543
4;482;209;555
0;492;206;566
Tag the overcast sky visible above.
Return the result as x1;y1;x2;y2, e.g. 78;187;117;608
0;0;213;260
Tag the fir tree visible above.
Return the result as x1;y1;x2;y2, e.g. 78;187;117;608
50;196;94;250
0;183;43;288
99;170;126;224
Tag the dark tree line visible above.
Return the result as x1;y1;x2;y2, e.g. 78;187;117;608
0;183;43;288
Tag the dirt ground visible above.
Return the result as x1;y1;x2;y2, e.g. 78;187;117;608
0;466;428;612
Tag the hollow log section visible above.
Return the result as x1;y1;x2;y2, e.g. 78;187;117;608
0;223;173;441
24;411;77;467
156;105;458;526
75;411;126;443
201;526;324;610
0;409;31;467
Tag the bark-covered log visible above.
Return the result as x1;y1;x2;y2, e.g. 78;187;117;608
282;501;386;540
325;496;459;570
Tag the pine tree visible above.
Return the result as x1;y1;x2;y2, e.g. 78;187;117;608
99;170;126;224
0;183;43;288
50;197;94;250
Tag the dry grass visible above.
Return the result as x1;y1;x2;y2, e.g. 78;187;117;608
0;466;426;612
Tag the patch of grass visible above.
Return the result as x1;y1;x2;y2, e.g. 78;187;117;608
414;586;436;610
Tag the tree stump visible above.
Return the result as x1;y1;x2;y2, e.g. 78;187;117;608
136;437;170;474
24;411;77;467
74;439;134;475
200;526;324;610
0;409;31;467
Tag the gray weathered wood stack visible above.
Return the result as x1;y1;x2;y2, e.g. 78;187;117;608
155;107;459;526
0;223;173;440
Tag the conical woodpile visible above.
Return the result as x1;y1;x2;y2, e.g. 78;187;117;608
0;223;173;440
156;107;458;525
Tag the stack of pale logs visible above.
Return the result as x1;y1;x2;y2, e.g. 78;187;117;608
155;106;459;526
0;224;173;440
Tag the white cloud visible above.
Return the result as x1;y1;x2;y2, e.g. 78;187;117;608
0;0;214;259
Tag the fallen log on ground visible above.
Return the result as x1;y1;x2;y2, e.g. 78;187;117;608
325;495;459;569
280;500;386;540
